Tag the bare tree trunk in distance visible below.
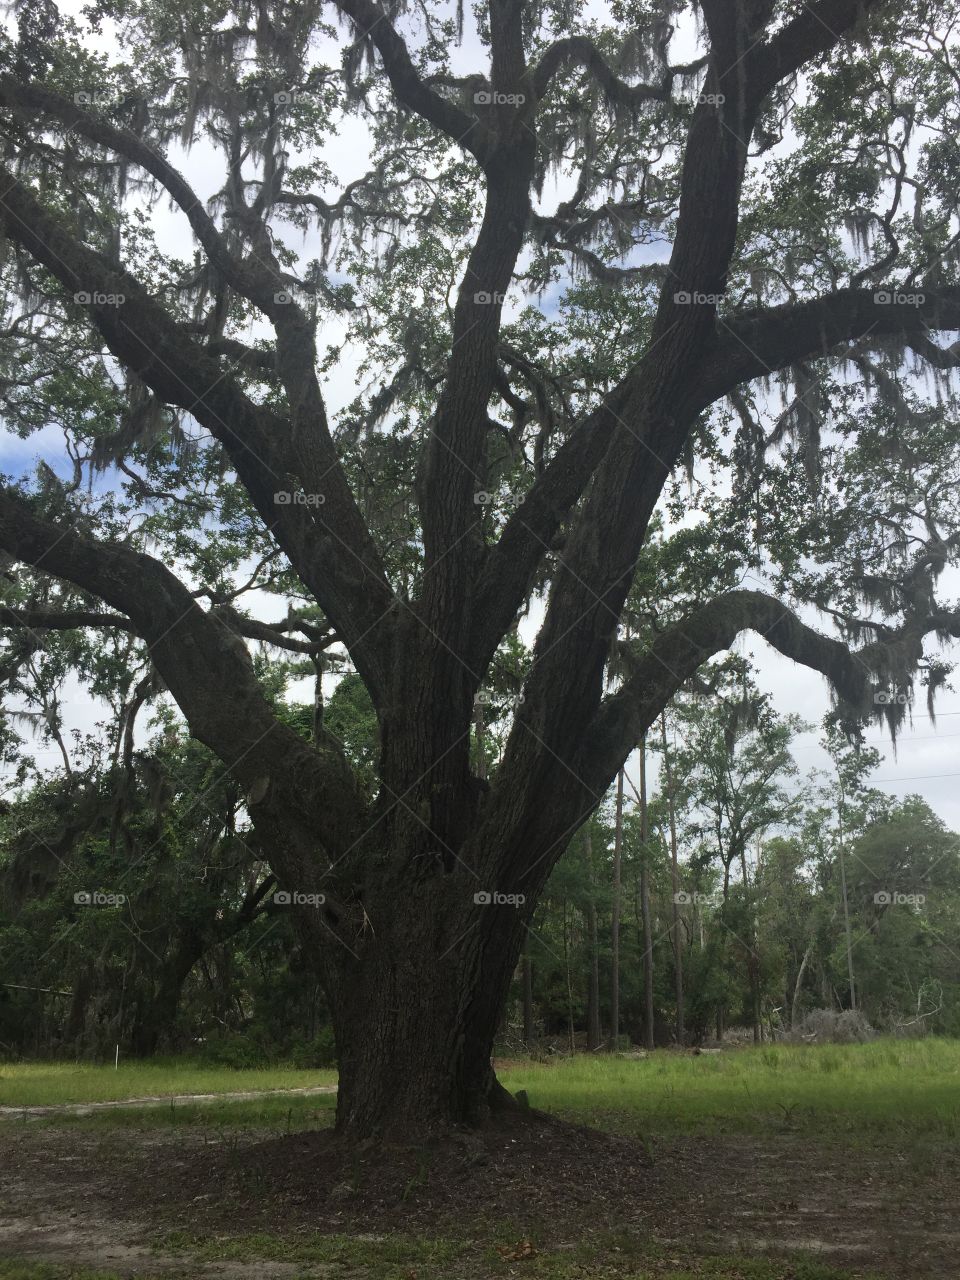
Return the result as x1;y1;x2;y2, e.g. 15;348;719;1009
583;825;602;1050
837;783;858;1011
586;898;602;1050
563;899;575;1054
522;953;535;1047
660;713;685;1046
610;768;624;1049
638;734;655;1051
791;942;813;1029
740;847;762;1044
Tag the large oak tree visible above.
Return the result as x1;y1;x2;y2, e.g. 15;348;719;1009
2;0;960;1137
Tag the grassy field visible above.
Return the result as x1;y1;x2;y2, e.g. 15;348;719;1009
4;1038;958;1140
504;1037;960;1139
0;1060;335;1107
1;1041;956;1279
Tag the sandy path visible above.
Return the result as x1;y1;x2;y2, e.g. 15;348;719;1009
0;1083;337;1117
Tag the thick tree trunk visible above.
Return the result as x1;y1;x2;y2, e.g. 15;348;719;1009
130;934;202;1056
330;899;527;1139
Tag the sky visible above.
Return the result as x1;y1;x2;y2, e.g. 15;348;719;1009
2;1;959;831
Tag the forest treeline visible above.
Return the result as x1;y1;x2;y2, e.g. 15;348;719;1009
3;659;957;1062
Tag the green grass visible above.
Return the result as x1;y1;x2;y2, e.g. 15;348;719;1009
0;1059;335;1108
3;1042;940;1279
501;1037;960;1140
4;1038;959;1142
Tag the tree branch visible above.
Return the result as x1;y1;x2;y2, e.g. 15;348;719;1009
701;286;960;407
0;488;367;864
331;0;489;160
532;35;707;104
0;604;335;656
0;166;396;701
580;589;960;793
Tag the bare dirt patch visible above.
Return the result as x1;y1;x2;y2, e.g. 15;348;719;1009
1;1117;959;1277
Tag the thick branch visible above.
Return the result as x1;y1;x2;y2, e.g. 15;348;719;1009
580;590;960;792
0;166;396;700
332;0;489;160
703;286;960;406
0;606;133;631
0;604;331;655
532;35;706;104
0;488;367;859
750;0;886;103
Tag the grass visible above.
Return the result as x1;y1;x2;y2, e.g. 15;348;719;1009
500;1037;960;1140
3;1041;942;1279
4;1038;958;1141
0;1059;336;1108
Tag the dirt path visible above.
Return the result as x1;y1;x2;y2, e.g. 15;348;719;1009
0;1213;320;1279
0;1083;337;1117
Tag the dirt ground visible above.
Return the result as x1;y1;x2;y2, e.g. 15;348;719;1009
1;1115;959;1278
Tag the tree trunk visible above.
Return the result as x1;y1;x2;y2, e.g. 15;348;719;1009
130;933;203;1056
791;941;813;1028
331;901;526;1138
563;899;576;1055
740;848;762;1045
836;785;858;1011
638;734;655;1051
610;768;624;1050
522;953;535;1047
660;713;685;1046
586;897;602;1051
